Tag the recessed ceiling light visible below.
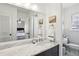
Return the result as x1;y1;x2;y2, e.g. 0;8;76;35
31;4;38;11
23;3;31;9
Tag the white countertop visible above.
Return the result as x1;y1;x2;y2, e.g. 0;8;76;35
0;40;58;56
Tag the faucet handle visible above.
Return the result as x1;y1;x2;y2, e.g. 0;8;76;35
32;39;38;44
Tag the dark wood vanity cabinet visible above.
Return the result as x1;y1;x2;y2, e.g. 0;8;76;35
35;45;59;56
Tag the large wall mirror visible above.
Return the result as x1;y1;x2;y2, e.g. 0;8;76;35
0;4;45;43
16;7;45;40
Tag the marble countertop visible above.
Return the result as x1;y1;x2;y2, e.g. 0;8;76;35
0;40;58;56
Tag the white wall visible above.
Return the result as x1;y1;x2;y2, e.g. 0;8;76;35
64;4;79;31
0;4;17;41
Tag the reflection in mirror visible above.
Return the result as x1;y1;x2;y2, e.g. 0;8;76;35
16;6;45;41
33;13;45;41
16;7;35;40
0;4;45;51
17;18;26;40
0;4;45;44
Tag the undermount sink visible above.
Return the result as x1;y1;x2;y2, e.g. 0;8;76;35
34;40;56;48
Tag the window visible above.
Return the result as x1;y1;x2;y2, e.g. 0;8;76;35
72;13;79;31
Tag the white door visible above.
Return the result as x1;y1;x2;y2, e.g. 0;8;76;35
0;15;11;42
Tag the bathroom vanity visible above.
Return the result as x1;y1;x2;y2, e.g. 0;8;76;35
0;40;59;56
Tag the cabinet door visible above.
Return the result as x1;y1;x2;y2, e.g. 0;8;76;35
36;45;59;56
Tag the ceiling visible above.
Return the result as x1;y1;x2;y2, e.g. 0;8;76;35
10;3;78;8
62;3;78;8
34;3;78;8
9;3;78;12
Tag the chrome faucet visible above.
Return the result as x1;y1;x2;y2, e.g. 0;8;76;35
32;37;44;44
38;37;44;42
